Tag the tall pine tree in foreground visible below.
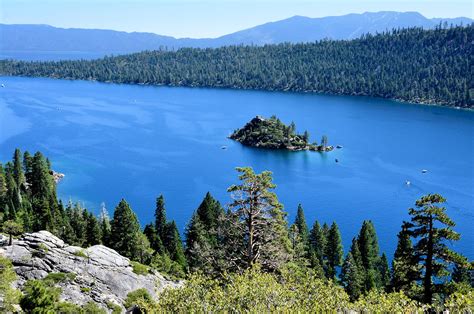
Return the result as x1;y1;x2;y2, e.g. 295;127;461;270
227;167;291;271
404;194;467;303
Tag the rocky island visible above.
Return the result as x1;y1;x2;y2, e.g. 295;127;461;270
229;116;333;152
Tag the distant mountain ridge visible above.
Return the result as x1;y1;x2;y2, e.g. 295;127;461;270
0;11;471;56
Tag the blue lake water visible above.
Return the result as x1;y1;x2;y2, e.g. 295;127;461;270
1;76;473;259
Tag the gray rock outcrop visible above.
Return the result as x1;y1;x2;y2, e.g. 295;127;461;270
0;231;180;312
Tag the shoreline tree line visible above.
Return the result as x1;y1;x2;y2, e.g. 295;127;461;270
0;149;472;311
0;25;472;108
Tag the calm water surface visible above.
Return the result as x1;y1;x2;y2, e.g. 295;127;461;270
1;76;473;258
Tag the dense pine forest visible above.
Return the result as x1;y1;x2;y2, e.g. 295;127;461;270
1;25;473;108
1;149;473;312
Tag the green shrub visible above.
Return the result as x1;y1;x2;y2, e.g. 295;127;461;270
444;289;474;313
155;267;349;312
0;256;21;312
353;290;427;312
20;280;61;313
131;261;149;275
124;288;155;311
150;253;185;280
73;249;89;258
44;272;76;285
38;243;49;252
81;287;92;293
81;301;107;314
32;243;49;257
106;301;122;314
55;302;82;313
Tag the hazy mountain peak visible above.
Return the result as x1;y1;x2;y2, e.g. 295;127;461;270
0;11;471;58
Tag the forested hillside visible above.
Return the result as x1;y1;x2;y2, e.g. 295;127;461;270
1;149;473;312
1;25;472;107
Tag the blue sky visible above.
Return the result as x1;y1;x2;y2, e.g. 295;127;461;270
1;0;472;38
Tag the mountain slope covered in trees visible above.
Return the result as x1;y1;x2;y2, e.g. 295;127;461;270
1;26;472;108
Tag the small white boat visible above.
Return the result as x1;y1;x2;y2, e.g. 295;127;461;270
406;180;411;185
1;84;5;88
421;169;428;173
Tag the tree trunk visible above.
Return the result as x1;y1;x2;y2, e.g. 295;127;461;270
247;213;254;268
424;216;434;303
8;233;12;246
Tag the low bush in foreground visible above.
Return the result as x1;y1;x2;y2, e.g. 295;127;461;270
125;267;473;313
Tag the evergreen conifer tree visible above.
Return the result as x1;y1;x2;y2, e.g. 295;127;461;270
227;167;291;271
452;262;472;286
357;220;381;291
289;224;308;265
391;224;420;294
309;221;326;269
184;193;223;271
12;149;25;192
184;212;209;271
144;223;164;254
69;203;86;246
155;195;167;240
98;202;111;246
195;192;223;234
162;221;187;269
85;212;102;246
325;222;343;279
0;164;7;206
377;253;391;291
341;252;364;301
294;204;309;246
110;199;142;259
405;194;467;303
22;151;33;187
